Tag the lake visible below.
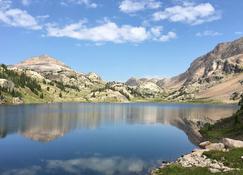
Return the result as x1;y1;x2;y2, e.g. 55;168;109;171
0;103;238;175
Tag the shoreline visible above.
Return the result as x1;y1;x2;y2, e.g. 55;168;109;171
0;99;238;106
151;99;243;175
151;139;243;175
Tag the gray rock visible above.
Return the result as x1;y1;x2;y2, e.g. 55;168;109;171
209;168;221;173
205;143;225;151
222;138;243;148
0;79;15;91
12;97;23;104
199;141;212;149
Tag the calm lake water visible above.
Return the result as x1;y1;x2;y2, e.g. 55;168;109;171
0;103;238;175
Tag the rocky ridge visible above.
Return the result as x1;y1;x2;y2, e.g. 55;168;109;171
127;37;243;103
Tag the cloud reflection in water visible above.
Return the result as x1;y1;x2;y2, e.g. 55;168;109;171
2;156;156;175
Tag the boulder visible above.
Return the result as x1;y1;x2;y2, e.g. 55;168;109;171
199;141;212;149
205;143;225;151
86;72;101;83
222;138;243;148
12;97;23;104
0;79;15;91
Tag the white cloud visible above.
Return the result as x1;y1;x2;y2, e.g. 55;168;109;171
46;20;176;43
153;3;221;25
119;0;161;13
159;31;177;42
196;30;222;37
65;0;97;8
235;31;243;35
0;8;42;29
0;0;41;30
21;0;31;6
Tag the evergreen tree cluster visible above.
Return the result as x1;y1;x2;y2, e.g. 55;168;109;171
54;80;79;91
0;86;22;98
0;64;41;95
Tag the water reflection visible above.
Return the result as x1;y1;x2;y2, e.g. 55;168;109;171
0;103;237;143
2;156;152;175
0;103;238;175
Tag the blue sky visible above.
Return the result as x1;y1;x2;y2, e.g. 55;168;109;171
0;0;243;81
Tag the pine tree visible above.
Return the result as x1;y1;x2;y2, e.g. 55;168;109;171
40;93;44;99
239;95;243;110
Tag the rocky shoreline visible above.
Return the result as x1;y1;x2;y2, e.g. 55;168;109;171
151;138;243;174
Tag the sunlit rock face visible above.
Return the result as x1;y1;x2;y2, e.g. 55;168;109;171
13;55;71;72
0;103;237;143
125;77;165;98
136;82;164;97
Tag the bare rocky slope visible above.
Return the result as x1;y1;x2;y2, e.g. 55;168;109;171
126;37;243;103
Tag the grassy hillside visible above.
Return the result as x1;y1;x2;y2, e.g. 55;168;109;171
0;64;91;104
200;95;243;142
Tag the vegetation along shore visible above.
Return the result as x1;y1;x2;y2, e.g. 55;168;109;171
151;96;243;175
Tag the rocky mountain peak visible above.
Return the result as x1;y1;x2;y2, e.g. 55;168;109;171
173;37;243;87
13;55;71;72
29;54;66;65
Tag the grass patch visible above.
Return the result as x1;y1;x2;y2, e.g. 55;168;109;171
200;109;243;142
200;96;243;142
152;164;243;175
204;148;243;169
152;164;212;175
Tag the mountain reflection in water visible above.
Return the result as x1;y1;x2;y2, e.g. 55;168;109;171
0;103;238;175
0;103;237;143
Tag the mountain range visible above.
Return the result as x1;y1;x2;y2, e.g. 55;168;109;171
0;37;243;104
